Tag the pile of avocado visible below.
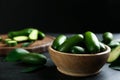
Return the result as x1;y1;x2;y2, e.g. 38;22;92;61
0;28;45;47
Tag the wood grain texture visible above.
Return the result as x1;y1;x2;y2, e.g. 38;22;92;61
0;34;54;56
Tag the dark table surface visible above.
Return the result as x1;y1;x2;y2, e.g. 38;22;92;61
0;33;120;80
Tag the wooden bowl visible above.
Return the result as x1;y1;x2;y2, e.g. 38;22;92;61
48;45;111;77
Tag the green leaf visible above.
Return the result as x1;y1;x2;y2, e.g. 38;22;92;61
109;66;120;70
109;56;120;71
21;42;33;47
21;66;41;73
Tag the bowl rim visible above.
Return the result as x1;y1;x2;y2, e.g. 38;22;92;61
48;45;111;56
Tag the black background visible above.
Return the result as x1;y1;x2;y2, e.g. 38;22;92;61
0;0;119;33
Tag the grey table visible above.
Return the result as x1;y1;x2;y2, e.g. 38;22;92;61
0;33;120;80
